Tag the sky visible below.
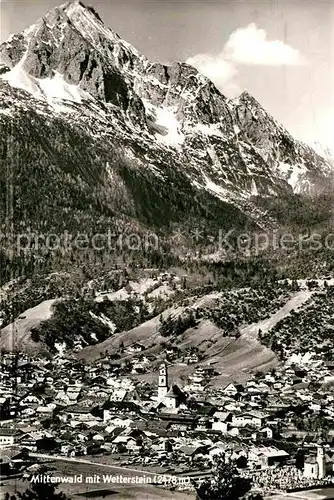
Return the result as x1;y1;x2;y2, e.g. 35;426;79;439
1;0;333;150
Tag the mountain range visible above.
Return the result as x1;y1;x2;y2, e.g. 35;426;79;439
0;0;333;275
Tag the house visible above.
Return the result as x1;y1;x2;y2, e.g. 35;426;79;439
88;388;111;401
126;437;143;453
208;443;226;458
0;448;29;475
20;431;57;452
224;444;248;463
151;438;173;453
222;383;239;397
19;395;42;407
111;438;127;453
66;388;82;404
109;390;127;402
186;354;199;364
16;362;35;383
103;414;133;427
212;420;228;433
36;405;55;418
211;410;233;433
197;405;217;418
91;375;108;386
125;343;145;354
20;407;38;418
259;427;274;439
0;428;21;447
248;446;289;467
75;432;88;443
112;430;144;454
178;444;210;461
212;411;232;423
130;420;171;438
213;445;247;468
64;404;98;421
122;389;142;403
232;411;269;429
54;391;71;406
92;433;105;442
159;414;198;432
60;443;75;456
131;358;149;374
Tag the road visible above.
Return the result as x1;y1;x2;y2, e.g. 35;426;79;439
31;452;159;477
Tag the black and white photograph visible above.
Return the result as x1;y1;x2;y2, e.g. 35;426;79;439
0;0;334;498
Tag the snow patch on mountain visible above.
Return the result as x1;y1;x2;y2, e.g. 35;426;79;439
207;146;224;174
0;108;12;116
277;162;310;194
192;122;225;138
39;72;91;102
142;99;184;147
203;175;230;201
89;312;116;333
233;124;241;135
250;179;258;196
155;108;184;147
1;63;92;112
2;63;41;97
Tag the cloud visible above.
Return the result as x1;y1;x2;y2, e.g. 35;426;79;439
224;23;303;66
186;53;237;88
186;23;304;95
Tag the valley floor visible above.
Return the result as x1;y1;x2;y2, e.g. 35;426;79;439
268;489;334;500
0;457;195;500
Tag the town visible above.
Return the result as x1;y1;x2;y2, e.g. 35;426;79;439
0;337;334;499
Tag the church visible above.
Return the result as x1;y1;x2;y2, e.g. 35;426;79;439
157;363;186;409
303;445;333;479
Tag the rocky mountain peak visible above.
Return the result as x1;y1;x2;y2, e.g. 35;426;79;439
56;0;121;43
233;90;274;125
0;0;148;110
42;1;110;30
62;0;97;15
238;90;262;106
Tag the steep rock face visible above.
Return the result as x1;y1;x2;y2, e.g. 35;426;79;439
0;0;332;252
139;62;234;130
232;91;332;194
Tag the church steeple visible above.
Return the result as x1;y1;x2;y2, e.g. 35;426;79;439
317;444;325;479
158;363;168;400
